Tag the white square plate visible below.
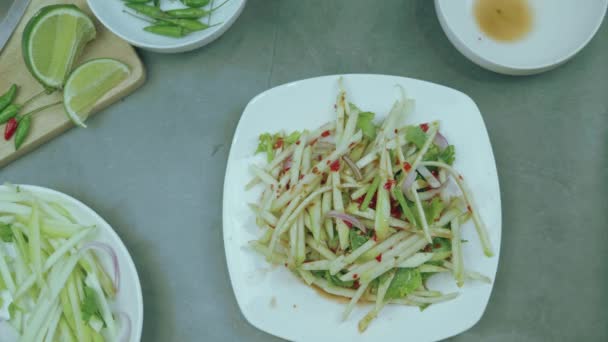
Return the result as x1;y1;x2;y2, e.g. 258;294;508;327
223;74;501;341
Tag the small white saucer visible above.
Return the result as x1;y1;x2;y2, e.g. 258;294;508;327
435;0;608;75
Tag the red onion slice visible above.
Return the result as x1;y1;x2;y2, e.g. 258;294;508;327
418;166;441;188
116;311;132;342
440;177;462;204
433;132;449;151
283;156;293;171
401;170;417;194
325;211;367;233
80;242;120;294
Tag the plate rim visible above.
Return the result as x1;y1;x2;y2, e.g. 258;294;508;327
223;74;502;341
1;184;144;342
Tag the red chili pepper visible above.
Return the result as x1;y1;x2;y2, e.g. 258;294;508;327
343;220;353;228
353;273;359;279
329;159;340;172
355;196;365;204
274;138;284;149
369;194;378;209
383;179;396;190
353;280;360;289
375;254;382;262
420;123;429;132
4;118;18;140
321;130;331;137
390;206;401;218
403;162;412;172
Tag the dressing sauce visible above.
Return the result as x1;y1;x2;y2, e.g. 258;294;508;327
474;0;533;42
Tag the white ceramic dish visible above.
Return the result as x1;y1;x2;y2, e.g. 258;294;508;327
435;0;608;75
87;0;246;53
223;75;502;341
0;185;143;342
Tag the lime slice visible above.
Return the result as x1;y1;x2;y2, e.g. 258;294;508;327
22;5;96;90
64;59;130;127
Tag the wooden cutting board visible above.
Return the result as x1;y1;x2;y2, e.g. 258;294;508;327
0;0;145;168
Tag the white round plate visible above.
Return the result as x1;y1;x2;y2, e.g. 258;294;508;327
87;0;246;53
0;185;144;342
223;75;502;341
435;0;608;75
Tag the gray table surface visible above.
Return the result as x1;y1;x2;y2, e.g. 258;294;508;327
3;0;607;341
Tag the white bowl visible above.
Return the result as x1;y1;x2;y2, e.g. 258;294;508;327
87;0;246;53
223;75;502;341
435;0;608;75
0;185;144;342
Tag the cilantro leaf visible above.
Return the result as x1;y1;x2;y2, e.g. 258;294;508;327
284;131;301;144
8;303;15;318
0;224;13;242
311;270;354;288
81;286;102;322
413;197;445;225
425;197;445;223
349;229;368;251
424;145;455;165
326;272;354;288
405;126;427;149
384;268;422;300
431;237;451;253
356;111;377;140
255;133;274;162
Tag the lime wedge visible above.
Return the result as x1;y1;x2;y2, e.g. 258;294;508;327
22;5;96;90
64;59;130;127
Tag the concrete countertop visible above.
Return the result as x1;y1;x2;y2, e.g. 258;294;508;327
3;1;607;341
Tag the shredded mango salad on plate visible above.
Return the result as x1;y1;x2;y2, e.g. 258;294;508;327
247;80;493;332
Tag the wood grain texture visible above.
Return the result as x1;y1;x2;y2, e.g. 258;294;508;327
0;0;145;168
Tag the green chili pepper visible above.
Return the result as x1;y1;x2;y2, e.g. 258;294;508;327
144;24;190;37
0;104;21;125
0;84;17;112
14;115;31;150
167;0;227;18
161;18;210;31
125;3;168;19
181;0;210;8
166;8;210;19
